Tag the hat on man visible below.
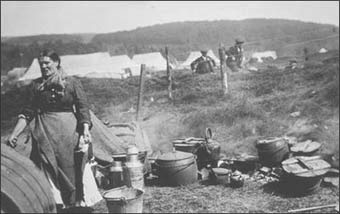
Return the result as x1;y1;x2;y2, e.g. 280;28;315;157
200;47;209;55
200;50;208;54
235;38;244;44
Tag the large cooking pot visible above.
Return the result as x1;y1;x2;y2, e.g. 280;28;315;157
154;151;198;186
256;137;289;167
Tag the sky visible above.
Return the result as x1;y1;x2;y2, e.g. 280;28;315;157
1;1;339;37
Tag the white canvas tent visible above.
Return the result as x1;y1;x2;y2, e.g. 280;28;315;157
180;50;220;69
132;52;169;72
181;51;202;69
84;72;124;79
207;50;220;66
110;55;141;77
20;52;116;81
319;48;328;53
251;51;277;63
61;52;112;77
20;58;41;80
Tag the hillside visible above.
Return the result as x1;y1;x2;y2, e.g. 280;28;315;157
1;33;96;45
92;18;338;58
1;18;338;75
2;51;339;154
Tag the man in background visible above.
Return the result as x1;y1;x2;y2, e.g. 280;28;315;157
225;38;244;72
190;49;216;74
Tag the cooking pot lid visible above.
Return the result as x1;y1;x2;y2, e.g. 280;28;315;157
257;137;283;145
157;151;194;161
212;168;230;175
290;140;321;153
282;156;330;177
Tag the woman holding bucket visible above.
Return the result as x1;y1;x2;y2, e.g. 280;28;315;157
6;50;92;209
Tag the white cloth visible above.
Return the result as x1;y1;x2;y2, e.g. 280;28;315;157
46;173;64;205
83;161;103;206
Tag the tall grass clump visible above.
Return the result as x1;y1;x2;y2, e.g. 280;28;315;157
183;94;267;130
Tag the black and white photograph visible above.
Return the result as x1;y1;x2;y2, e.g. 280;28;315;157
1;1;339;213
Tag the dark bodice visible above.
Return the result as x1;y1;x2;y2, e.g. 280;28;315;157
20;76;91;127
190;56;216;74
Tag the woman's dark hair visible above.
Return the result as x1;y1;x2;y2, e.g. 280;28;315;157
39;50;61;69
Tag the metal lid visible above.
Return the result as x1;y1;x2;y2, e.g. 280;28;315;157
212;168;230;175
290;140;321;153
127;145;139;155
282;156;330;177
157;151;194;162
257;137;283;145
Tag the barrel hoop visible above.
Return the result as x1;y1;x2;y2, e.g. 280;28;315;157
1;171;37;212
1;146;55;212
2;153;53;208
2;160;44;212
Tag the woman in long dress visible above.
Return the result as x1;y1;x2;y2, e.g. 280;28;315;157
7;50;92;208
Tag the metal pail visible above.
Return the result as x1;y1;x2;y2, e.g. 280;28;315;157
103;186;144;213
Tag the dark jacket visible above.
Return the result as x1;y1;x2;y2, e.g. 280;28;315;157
226;46;243;63
190;56;216;74
20;76;92;131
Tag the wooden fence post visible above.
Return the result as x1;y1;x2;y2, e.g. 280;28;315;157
136;64;146;121
165;46;173;101
219;44;228;94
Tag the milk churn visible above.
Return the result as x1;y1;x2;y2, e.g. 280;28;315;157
124;145;144;190
108;161;124;189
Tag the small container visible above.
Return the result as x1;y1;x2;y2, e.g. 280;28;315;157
109;161;124;189
230;175;244;188
124;146;145;190
211;168;231;185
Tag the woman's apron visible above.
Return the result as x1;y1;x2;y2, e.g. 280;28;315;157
29;111;79;205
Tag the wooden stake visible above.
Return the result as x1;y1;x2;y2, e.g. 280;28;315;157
165;46;173;101
136;64;146;121
219;44;228;94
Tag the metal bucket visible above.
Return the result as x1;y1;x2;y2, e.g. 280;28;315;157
155;151;198;186
256;137;289;167
103;186;144;213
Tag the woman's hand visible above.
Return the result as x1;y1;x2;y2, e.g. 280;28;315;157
6;117;28;148
83;123;92;144
7;135;18;148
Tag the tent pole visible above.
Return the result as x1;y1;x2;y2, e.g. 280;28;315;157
136;64;146;121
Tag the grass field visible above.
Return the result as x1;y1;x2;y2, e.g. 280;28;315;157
1;50;339;213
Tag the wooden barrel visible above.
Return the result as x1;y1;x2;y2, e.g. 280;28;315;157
281;156;330;196
1;144;56;213
256;137;289;167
